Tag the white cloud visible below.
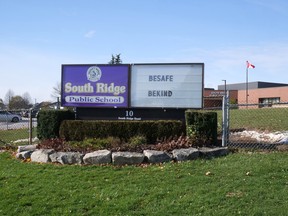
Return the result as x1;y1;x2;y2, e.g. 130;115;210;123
84;30;96;38
159;42;288;89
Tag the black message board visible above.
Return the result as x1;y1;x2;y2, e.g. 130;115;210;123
76;107;189;121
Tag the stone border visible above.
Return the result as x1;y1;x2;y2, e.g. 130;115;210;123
15;144;230;166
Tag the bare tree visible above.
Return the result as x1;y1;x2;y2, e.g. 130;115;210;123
9;95;30;110
0;98;4;109
51;82;61;100
22;92;32;105
4;89;15;106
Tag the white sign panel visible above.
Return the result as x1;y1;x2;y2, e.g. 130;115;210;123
131;64;203;108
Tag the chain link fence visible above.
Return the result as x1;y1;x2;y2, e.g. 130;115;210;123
2;95;288;151
0;110;37;149
0;102;60;149
221;93;288;150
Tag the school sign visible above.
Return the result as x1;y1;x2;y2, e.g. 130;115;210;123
62;64;129;108
62;63;204;109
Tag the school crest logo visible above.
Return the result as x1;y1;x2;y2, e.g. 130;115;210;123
87;66;102;82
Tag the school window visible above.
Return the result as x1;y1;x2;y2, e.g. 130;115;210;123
259;97;280;108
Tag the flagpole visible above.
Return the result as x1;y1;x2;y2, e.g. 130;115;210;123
246;61;255;107
246;66;248;106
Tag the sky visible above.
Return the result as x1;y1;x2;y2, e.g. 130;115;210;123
1;0;288;103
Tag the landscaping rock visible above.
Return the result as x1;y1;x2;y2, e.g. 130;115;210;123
31;149;55;163
143;150;172;163
17;144;37;153
53;152;84;165
17;145;231;166
199;147;229;158
172;148;199;161
83;150;111;165
49;152;64;163
112;152;144;165
16;150;33;160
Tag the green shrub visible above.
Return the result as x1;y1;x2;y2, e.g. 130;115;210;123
69;137;121;150
185;111;218;146
59;120;184;143
128;135;147;146
37;110;75;140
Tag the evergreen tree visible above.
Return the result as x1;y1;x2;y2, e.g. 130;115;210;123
115;54;122;64
108;54;122;64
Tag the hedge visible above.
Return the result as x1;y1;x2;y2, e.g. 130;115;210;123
185;111;218;145
59;120;184;143
37;110;75;140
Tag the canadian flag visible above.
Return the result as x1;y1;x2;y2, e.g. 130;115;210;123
246;61;255;69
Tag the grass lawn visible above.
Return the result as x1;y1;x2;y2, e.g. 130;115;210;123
228;108;288;131
211;107;288;132
1;151;288;215
0;128;37;146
